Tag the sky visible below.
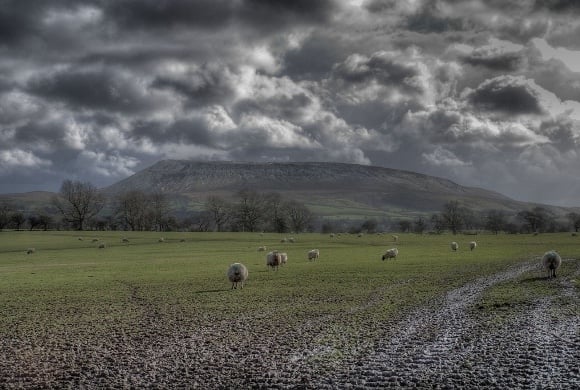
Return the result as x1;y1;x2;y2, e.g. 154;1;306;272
1;0;580;206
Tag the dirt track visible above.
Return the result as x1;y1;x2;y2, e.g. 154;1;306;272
1;260;578;388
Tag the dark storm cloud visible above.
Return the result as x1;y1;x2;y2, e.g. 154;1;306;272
405;2;469;34
534;0;580;12
466;76;544;115
28;67;163;113
462;51;523;71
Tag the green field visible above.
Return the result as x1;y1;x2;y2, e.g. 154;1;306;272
0;231;578;386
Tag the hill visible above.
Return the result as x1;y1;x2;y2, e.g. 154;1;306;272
101;160;575;219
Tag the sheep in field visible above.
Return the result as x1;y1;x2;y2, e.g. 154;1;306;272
26;248;35;254
158;237;165;243
542;250;562;278
451;242;459;251
227;263;248;289
308;249;320;261
392;234;399;242
382;248;398;261
266;251;282;271
279;252;288;265
257;246;267;252
98;243;106;249
121;238;129;243
469;241;477;251
288;237;295;243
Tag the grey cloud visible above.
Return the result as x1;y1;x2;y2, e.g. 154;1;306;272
534;0;580;12
462;51;524;71
405;2;469;34
28;67;166;113
466;76;544;115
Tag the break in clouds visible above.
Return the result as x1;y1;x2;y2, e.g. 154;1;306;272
1;0;580;206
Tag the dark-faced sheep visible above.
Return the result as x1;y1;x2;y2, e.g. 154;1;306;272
451;242;459;251
227;263;248;289
469;241;477;251
266;251;282;271
382;248;398;261
542;250;562;278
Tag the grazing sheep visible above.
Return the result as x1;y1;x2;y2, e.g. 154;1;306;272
78;237;83;241
158;237;165;243
279;252;288;265
92;238;99;243
308;249;320;261
227;263;248;289
382;248;398;261
392;234;399;242
451;242;459;251
330;233;335;238
469;241;477;251
26;248;35;254
542;250;562;278
288;237;295;243
258;246;267;252
98;243;106;249
358;233;363;238
121;238;129;243
280;238;288;243
266;251;282;270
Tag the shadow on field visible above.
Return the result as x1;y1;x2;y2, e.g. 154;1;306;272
520;276;549;283
193;289;227;294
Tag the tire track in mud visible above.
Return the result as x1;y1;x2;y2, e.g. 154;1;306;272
305;259;579;389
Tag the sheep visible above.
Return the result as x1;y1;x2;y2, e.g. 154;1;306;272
227;263;248;289
121;238;129;243
158;237;165;243
542;250;562;278
358;233;364;238
98;243;106;249
382;248;398;261
308;249;320;261
392;234;399;242
78;237;83;241
26;248;35;254
469;241;477;251
280;252;288;265
330;233;335;238
280;238;288;243
451;242;459;251
266;251;282;270
288;237;295;243
258;246;267;252
180;239;186;242
91;238;99;243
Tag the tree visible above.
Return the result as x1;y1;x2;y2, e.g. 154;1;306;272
283;200;312;233
361;218;378;233
413;216;427;234
442;200;464;235
9;212;25;230
150;192;170;231
116;190;149;231
52;180;105;230
517;207;551;233
205;195;232;232
38;214;52;231
398;220;411;233
235;190;263;232
430;214;445;234
485;210;507;234
263;192;286;233
567;212;580;232
0;203;10;230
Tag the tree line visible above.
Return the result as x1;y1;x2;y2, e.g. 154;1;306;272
1;181;579;234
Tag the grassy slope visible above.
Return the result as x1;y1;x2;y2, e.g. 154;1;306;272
0;231;578;347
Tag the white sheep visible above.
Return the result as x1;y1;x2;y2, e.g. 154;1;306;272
392;234;399;242
266;251;282;271
279;252;288;265
257;246;267;252
280;238;288;243
451;242;459;251
227;263;248;289
469;241;477;251
330;233;335;238
158;237;165;243
542;250;562;278
288;237;295;243
382;248;398;261
358;233;363;238
26;248;35;254
308;249;320;261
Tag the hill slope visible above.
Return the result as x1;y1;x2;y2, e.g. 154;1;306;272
102;160;572;219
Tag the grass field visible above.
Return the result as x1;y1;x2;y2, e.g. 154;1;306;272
0;231;578;386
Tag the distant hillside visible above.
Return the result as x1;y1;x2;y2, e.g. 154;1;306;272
101;160;576;219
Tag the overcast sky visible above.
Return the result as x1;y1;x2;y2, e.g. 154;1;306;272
1;0;580;206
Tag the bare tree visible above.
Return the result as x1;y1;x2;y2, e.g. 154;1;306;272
567;212;580;232
235;190;263;232
10;212;26;230
205;195;231;232
150;192;170;231
116;190;149;231
485;210;507;234
283;200;312;233
413;216;427;234
517;207;551;233
0;203;10;230
53;180;105;231
442;200;464;235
